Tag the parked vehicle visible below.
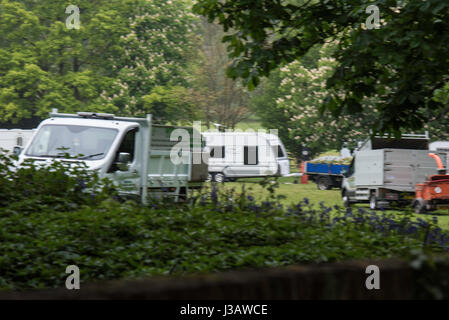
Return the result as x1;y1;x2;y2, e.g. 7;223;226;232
202;131;290;182
18;109;208;204
305;158;350;190
414;153;449;213
0;129;35;154
341;133;446;209
429;141;449;168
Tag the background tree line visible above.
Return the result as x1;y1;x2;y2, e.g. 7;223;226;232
2;0;449;158
0;0;252;129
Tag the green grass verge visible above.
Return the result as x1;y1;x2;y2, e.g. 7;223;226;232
222;177;449;230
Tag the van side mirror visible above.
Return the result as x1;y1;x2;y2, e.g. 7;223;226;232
115;152;131;171
13;146;23;156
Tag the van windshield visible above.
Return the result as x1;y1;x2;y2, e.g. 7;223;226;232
25;125;118;160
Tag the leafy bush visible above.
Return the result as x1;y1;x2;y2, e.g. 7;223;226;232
0;151;116;213
1;179;449;290
1;153;448;290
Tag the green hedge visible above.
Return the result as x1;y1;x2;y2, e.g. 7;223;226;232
0;153;448;290
1;195;448;290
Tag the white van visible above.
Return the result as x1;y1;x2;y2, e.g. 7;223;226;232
202;131;290;182
0;129;36;154
18;110;208;204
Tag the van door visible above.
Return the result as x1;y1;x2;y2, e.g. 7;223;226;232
108;127;141;197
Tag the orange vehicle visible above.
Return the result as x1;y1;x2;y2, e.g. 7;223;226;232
414;153;449;213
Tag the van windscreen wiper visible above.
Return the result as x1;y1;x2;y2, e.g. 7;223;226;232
78;153;104;160
35;154;67;158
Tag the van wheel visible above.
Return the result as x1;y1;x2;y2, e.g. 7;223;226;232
342;190;351;208
178;187;187;202
414;199;427;214
317;176;331;190
369;195;381;210
214;173;226;183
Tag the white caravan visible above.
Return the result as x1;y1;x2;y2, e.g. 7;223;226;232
0;129;35;154
18;110;208;204
202;131;290;182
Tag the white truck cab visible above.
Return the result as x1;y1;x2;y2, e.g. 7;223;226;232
19;109;208;204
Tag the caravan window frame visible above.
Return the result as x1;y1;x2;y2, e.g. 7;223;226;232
244;146;259;165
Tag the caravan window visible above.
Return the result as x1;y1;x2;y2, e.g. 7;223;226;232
210;146;225;158
244;146;259;165
272;145;285;158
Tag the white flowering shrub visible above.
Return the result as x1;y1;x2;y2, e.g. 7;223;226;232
101;0;199;119
275;45;379;156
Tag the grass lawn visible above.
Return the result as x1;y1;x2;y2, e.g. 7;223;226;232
215;176;449;230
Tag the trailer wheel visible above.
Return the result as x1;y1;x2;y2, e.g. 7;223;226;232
214;173;226;183
317;176;331;190
206;173;213;182
414;199;427;214
342;190;351;208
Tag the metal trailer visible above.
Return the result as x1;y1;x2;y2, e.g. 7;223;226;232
305;162;350;190
342;133;447;209
18;109;208;204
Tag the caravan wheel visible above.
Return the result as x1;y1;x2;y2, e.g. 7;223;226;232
206;173;213;182
214;173;226;183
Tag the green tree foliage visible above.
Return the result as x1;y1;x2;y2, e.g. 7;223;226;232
193;0;449;134
189;19;252;129
141;86;199;124
0;0;199;124
251;44;379;157
0;0;130;122
100;0;200;121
